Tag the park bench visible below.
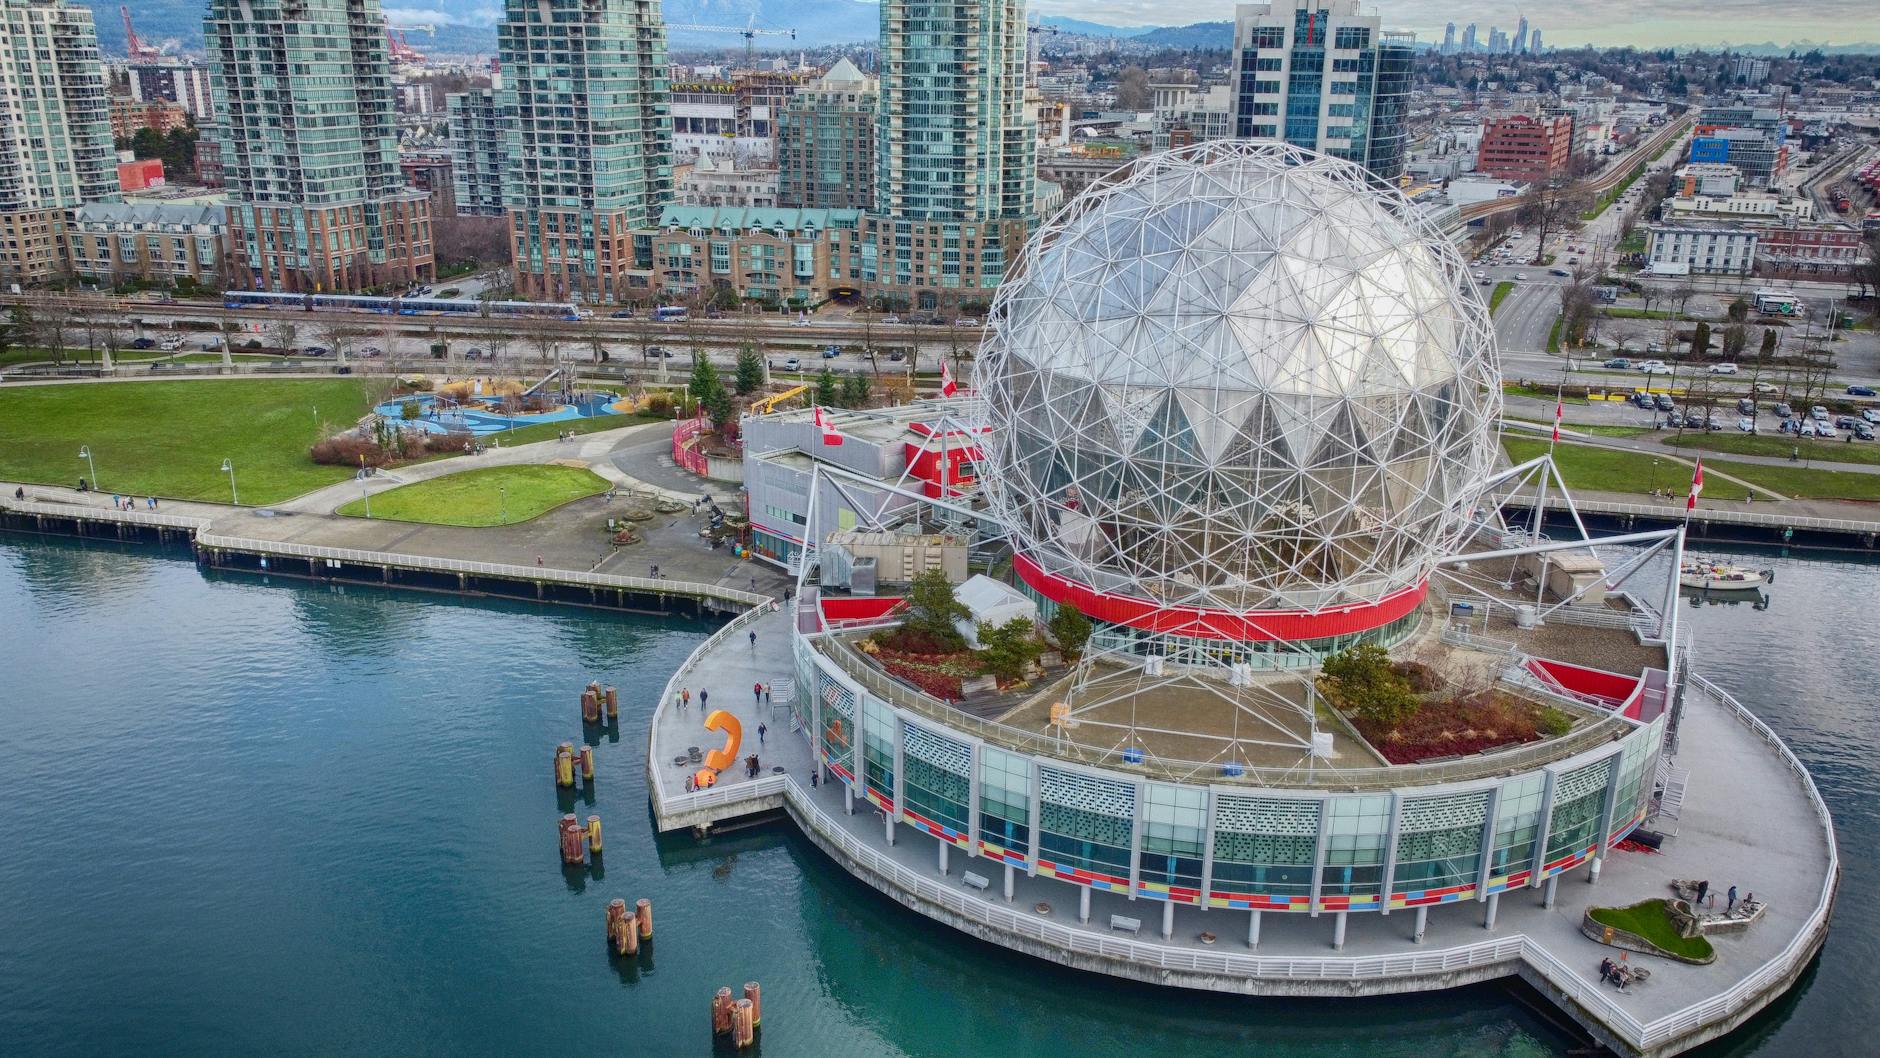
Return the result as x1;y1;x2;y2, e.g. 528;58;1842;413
1109;914;1142;934
961;871;990;892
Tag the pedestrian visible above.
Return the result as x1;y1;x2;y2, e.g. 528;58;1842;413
1727;885;1738;912
112;493;121;509
758;722;767;745
763;683;771;704
748;629;757;648
810;769;818;788
1695;879;1709;906
681;687;691;710
753;681;763;705
699;688;709;709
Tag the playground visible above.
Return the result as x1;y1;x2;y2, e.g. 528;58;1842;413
376;378;635;437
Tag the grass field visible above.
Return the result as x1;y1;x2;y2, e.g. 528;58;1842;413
1504;384;1589;405
1604;307;1687;321
1489;281;1515;314
1502;438;1754;500
1663;431;1880;467
0;347;85;368
1588;900;1715;961
1508;418;1652;438
336;464;609;527
0;378;378;504
480;412;654;448
1712;459;1880;502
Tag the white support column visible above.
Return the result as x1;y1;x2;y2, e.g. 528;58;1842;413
938;839;949;876
1078;885;1091;924
1127;780;1145;902
1484;891;1500;930
1247;909;1262;948
1589;750;1624;886
1308;799;1332;918
844;783;854;815
1528;769;1559;889
891;714;906;828
1414;905;1428;944
966;741;982;860
1198;786;1218;915
1476;785;1503;903
884;807;894;846
1332;910;1348;950
1161;900;1175;939
1003;863;1015;902
1378;792;1403;917
1544;874;1559;908
1025;758;1042;879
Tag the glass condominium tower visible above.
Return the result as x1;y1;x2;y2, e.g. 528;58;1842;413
0;0;117;283
204;0;434;293
499;0;672;303
869;0;1035;310
1228;0;1413;183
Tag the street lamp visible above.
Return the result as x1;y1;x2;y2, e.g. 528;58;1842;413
220;459;238;505
78;445;96;489
499;485;508;524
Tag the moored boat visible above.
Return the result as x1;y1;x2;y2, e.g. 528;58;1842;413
1679;560;1774;592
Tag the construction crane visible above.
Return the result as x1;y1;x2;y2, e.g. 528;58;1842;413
667;15;795;68
384;18;436;63
121;5;161;60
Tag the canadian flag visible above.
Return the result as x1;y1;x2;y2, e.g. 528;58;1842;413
1688;459;1704;510
940;359;960;398
814;406;844;446
1553;399;1563;444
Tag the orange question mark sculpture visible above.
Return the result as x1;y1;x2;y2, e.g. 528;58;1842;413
702;709;743;773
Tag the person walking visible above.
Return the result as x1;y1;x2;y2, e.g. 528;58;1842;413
748;629;757;649
681;687;691;711
1695;879;1709;906
699;688;709;709
763;683;771;705
758;723;767;745
1726;885;1738;913
753;681;763;706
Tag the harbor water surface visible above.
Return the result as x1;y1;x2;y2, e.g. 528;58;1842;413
0;534;1870;1057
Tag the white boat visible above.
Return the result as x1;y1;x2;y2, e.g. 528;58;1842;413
1679;561;1774;592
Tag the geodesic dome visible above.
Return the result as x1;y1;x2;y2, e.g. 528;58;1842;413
977;142;1501;617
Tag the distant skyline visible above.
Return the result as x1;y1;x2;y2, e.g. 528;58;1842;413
1025;0;1880;48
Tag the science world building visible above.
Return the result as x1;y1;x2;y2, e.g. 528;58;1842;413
649;143;1835;1058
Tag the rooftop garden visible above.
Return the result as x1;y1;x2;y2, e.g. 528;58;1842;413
1589;899;1717;962
1317;644;1576;765
858;571;1087;702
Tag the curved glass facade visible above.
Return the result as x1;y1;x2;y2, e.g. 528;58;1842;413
803;643;1665;916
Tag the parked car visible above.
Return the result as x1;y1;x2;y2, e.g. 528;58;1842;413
1863;409;1880;424
1631;391;1655;409
1775;403;1794;418
1473;271;1488;282
201;337;224;351
954;317;979;327
1707;363;1738;375
130;337;157;350
1513;273;1529;282
1664;413;1687;429
1604;357;1631;369
1858;424;1876;441
159;337;185;351
645;346;674;359
887;350;905;362
1653;393;1675;412
821;345;842;359
1847;385;1877;397
1753;381;1778;394
609;310;635;319
361;346;383;358
782;356;802;371
1737;398;1756;415
1811;405;1830;421
304;345;329;357
881;315;902;325
1836;415;1862;430
1736;416;1756;433
1637;360;1670;374
463;347;483;360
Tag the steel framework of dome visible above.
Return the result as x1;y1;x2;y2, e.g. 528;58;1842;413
977;141;1502;620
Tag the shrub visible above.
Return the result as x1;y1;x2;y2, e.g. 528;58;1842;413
902;569;969;650
1537;706;1575;737
1047;604;1093;659
310;435;390;468
976;616;1043;683
645;392;674;417
1321;644;1420;727
1391;660;1443;693
400;400;422;420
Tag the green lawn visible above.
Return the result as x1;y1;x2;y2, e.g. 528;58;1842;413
1588;900;1715;961
336;464;609;527
1547;317;1565;355
1489;281;1516;314
1503;438;1754;500
1583;164;1645;221
1509;418;1651;438
0;378;378;504
1663;431;1880;467
481;412;655;448
1504;384;1588;405
1604;307;1687;320
0;347;84;368
1712;458;1880;502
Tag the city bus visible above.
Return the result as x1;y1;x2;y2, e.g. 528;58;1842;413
651;305;690;322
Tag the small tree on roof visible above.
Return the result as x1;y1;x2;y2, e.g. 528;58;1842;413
903;569;969;650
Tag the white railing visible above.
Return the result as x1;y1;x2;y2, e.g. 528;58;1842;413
2;498;211;531
1633;676;1840;1047
645;599;785;817
1502;494;1880;537
197;533;769;609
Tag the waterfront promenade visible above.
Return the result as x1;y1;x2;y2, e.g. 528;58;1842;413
648;622;1837;1058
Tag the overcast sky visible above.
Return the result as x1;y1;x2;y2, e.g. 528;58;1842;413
1029;0;1880;48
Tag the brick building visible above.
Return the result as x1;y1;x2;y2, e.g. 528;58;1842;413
1476;114;1573;185
110;96;189;139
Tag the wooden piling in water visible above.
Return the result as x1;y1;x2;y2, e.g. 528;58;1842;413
581;688;600;723
559;814;585;865
586;815;603;854
732;998;755;1048
579;745;595;782
635;898;653;939
607;899;631;955
604;686;618;718
554;742;575;788
742;982;761;1026
712;987;734;1035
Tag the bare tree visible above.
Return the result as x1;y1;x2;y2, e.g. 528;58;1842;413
1514;184;1589;266
316;320;363;367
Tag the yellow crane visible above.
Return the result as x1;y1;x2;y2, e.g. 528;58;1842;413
754;384;809;415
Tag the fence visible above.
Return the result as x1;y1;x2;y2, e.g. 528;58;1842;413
1;498;211;532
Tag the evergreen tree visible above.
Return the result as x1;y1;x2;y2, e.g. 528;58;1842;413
815;367;840;407
1760;328;1779;359
1691;321;1712;359
733;344;765;395
840;371;870;408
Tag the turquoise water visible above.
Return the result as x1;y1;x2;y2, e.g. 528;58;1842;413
373;394;618;435
0;534;1868;1057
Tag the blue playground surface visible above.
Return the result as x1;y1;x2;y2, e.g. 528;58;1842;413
375;393;621;436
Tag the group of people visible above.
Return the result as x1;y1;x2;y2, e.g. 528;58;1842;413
1690;879;1749;914
1598;957;1645;991
110;494;158;512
